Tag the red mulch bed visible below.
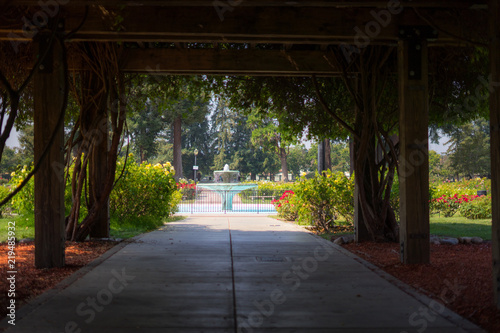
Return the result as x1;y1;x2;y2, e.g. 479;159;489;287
342;242;500;333
0;240;117;320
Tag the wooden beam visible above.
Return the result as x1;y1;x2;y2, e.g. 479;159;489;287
489;0;500;309
119;48;341;75
398;35;430;265
0;6;483;45
34;34;65;268
1;0;487;8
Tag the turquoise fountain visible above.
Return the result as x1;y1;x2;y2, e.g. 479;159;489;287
197;164;257;211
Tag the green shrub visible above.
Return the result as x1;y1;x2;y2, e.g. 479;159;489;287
0;185;12;216
432;178;490;198
459;195;492;219
177;179;197;200
9;165;34;214
390;176;400;221
430;194;478;217
242;180;298;199
110;157;181;222
272;190;298;221
293;170;354;231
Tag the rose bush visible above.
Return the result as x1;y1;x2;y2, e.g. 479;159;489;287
272;190;298;221
177;179;197;200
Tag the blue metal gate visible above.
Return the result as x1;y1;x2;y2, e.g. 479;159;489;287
176;187;286;214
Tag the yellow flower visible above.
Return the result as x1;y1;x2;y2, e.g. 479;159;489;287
129;153;134;157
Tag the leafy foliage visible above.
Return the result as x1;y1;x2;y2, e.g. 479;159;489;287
459;195;492;219
272;190;298;221
110;156;181;221
292;171;354;232
177;179;197;200
9;165;34;214
445;118;490;178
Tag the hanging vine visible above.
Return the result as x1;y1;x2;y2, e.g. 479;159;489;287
65;42;127;242
313;45;400;242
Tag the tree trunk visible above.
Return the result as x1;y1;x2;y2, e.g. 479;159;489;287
173;115;183;180
280;147;288;182
324;139;332;171
140;145;145;163
354;138;399;242
65;43;125;242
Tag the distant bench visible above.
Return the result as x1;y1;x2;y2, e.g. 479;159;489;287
249;195;275;202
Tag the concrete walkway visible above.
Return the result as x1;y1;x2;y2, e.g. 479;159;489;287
2;215;484;332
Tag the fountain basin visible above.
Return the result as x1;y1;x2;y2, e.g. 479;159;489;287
197;183;258;211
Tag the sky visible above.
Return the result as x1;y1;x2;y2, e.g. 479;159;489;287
5;127;19;148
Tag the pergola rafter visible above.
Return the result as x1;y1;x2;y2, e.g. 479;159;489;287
0;5;486;45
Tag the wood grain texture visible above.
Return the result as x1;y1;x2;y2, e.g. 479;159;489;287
398;39;430;265
489;0;500;309
34;37;65;268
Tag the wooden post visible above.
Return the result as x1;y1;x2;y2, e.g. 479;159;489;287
489;0;500;308
398;30;430;264
89;112;109;238
34;34;65;268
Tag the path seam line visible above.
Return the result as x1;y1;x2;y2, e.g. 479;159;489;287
228;217;238;333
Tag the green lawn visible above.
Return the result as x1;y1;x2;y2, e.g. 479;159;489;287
0;214;186;243
274;214;492;240
430;215;491;240
110;215;186;239
0;215;35;242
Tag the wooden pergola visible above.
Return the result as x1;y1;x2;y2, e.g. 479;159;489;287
2;0;500;306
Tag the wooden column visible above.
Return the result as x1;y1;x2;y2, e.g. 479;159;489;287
34;35;65;268
489;0;500;308
89;112;109;238
398;30;430;264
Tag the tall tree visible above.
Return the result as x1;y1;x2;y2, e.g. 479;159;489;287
165;97;210;179
446;118;490;178
330;141;351;174
211;97;237;170
128;102;167;162
127;76;211;179
248;112;297;182
287;144;310;178
17;124;34;166
0;146;21;174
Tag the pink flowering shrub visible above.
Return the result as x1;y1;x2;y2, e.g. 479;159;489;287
272;190;298;221
430;194;479;217
177;180;197;200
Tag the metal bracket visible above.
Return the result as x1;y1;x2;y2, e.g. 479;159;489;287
399;26;438;81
